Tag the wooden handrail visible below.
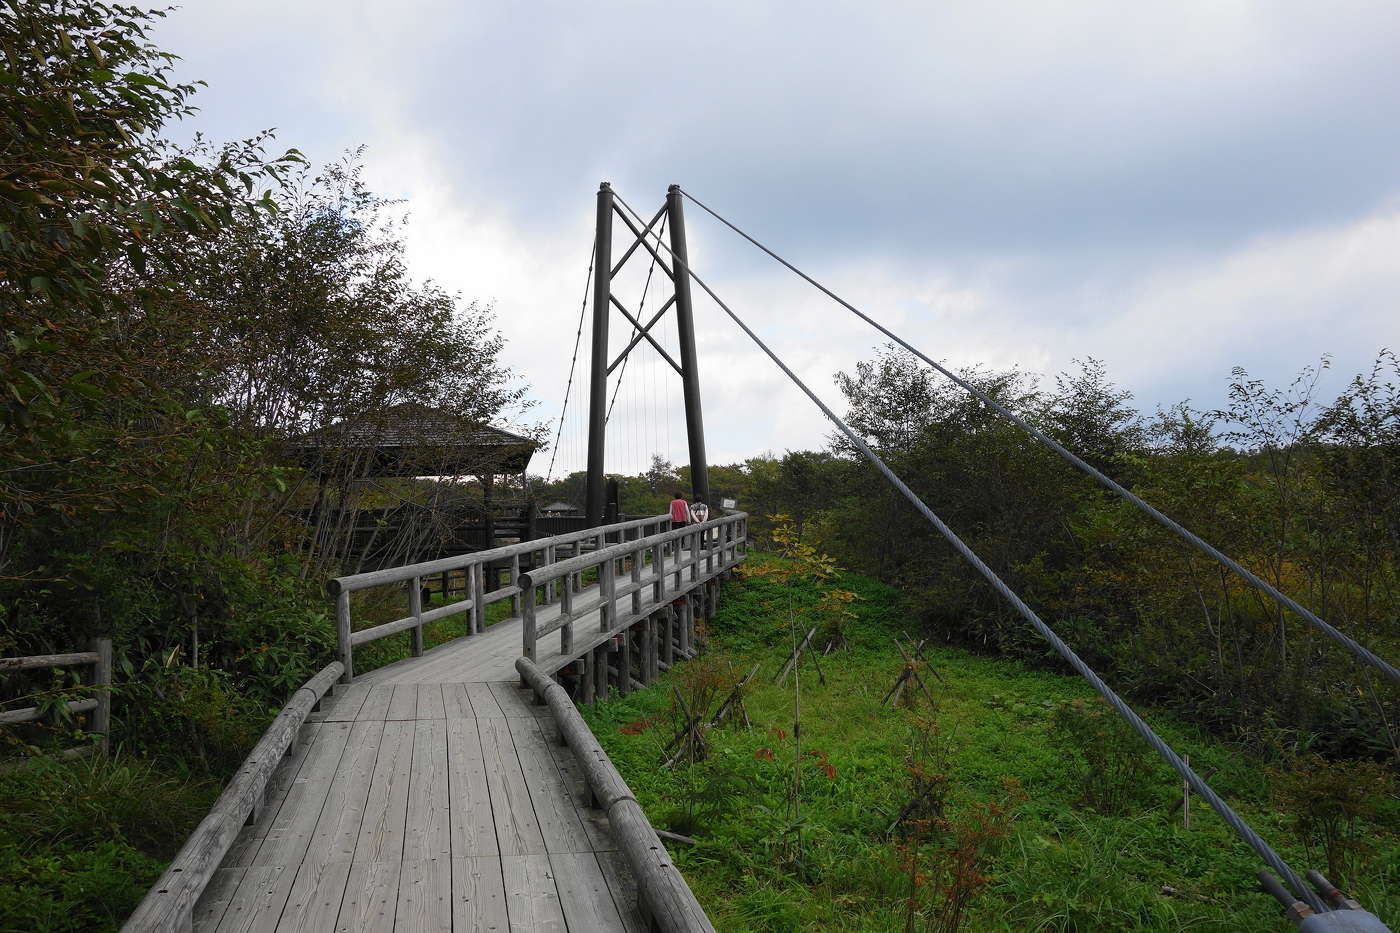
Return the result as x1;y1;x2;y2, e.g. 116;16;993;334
517;514;746;589
328;513;676;681
121;661;343;933
1;638;112;755
516;514;748;667
516;657;717;933
326;513;671;595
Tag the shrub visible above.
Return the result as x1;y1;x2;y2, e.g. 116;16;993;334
1051;697;1161;813
1270;754;1397;885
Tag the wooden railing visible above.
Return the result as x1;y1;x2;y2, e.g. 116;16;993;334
121;661;343;933
0;638;113;756
515;512;748;672
326;513;673;681
517;657;717;933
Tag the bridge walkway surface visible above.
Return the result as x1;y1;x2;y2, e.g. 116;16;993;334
194;673;645;932
128;513;745;932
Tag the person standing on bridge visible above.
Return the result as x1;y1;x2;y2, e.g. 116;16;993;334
669;491;690;556
689;497;711;548
670;491;690;531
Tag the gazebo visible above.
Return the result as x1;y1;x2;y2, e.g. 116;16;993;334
285;403;540;569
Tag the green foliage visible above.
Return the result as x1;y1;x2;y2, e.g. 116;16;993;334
1051;697;1163;814
584;560;1400;931
0;754;218;932
1270;754;1398;886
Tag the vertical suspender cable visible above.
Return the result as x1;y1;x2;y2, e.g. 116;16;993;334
610;189;1327;913
546;236;596;483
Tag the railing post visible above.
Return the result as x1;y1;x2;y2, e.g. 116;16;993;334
689;530;699;582
619;627;633;696
545;544;557;603
601;558;616;633
522;581;538;666
410;576;424;657
641;615;655;684
91;636;111;755
471;563;485;634
336;589;353;683
510;554;522;615
652;541;664;602
630;539;642;617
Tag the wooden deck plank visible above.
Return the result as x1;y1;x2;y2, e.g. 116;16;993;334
452;856;509;931
506;717;592;855
442;682;475;719
446;717;498;858
502;854;566;933
414;683;446;720
595;850;650;933
194;867;245;932
211;863;297;933
478;716;546;857
402;720;451;862
353;720;413;864
334;860;399;933
303;720;385;865
312;682;370;723
354;684;394;722
489;681;545;718
466;681;507;718
394;858;451;932
224;722;325;868
549;852;628;932
274;859;351;933
385;683;418;721
541;723;616;853
252;722;354;868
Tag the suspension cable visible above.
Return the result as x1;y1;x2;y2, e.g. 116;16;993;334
545;235;595;482
611;189;1328;913
677;186;1400;688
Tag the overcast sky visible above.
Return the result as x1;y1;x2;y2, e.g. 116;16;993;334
160;1;1400;475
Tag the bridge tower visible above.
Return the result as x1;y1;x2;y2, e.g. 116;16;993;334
585;182;710;525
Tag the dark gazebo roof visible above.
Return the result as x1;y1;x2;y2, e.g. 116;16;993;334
288;403;537;477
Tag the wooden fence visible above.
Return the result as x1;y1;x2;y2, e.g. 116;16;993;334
517;657;717;933
121;661;343;933
326;513;674;682
515;512;748;680
0;638;113;756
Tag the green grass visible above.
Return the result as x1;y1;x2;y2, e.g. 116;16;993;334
581;555;1400;932
0;754;219;932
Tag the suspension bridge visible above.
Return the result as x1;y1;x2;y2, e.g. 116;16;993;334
116;185;1394;932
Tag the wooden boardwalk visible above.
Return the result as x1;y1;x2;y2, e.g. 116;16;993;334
195;674;647;932
171;518;745;933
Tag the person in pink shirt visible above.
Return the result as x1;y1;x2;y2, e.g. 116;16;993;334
669;491;690;531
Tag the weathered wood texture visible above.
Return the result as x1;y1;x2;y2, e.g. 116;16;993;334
518;657;717;933
121;661;343;933
1;637;112;755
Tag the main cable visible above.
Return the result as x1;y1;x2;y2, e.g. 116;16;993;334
678;186;1400;687
545;235;595;482
612;189;1327;913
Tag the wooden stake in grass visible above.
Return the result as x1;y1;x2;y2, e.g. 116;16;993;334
884;638;940;709
775;625;825;686
709;662;759;729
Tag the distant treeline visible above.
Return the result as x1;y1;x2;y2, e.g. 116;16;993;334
544;348;1399;760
